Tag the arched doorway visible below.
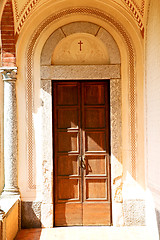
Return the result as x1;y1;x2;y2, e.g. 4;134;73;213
18;6;144;228
40;22;121;226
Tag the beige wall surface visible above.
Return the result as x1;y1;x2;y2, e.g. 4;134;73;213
145;0;160;233
11;0;145;39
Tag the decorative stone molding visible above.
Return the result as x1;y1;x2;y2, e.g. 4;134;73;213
41;65;121;80
14;0;145;37
0;67;17;81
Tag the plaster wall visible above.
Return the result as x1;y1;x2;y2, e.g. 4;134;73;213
14;0;145;227
145;0;160;235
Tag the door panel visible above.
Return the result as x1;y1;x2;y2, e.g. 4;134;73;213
85;156;106;175
83;203;111;225
82;82;111;225
84;107;105;128
55;203;83;226
54;82;82;226
84;84;105;105
57;131;79;152
57;108;79;129
85;179;107;199
54;81;111;226
57;84;78;105
57;155;79;176
58;178;80;200
85;131;106;152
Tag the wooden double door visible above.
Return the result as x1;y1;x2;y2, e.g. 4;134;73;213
53;81;111;226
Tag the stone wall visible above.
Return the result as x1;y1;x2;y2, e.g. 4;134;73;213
21;201;41;228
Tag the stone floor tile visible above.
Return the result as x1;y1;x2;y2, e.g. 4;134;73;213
15;226;159;240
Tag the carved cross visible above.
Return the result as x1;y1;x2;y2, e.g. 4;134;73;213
78;40;83;51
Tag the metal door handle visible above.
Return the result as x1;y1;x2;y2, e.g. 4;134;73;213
81;155;86;169
77;155;86;169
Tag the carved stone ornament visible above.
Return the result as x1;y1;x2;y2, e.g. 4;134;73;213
0;67;17;81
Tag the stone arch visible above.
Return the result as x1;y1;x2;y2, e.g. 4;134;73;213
41;22;120;65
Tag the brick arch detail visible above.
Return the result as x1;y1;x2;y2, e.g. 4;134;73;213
25;7;137;189
1;0;16;67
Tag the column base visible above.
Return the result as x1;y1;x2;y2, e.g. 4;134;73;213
2;187;20;197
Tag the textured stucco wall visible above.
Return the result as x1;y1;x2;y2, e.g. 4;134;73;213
145;0;160;235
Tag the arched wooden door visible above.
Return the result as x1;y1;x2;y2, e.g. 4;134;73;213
53;81;111;226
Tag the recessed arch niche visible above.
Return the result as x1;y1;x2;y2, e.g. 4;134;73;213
51;33;110;65
40;21;122;226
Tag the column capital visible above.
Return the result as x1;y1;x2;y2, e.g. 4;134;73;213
0;67;17;81
0;209;5;221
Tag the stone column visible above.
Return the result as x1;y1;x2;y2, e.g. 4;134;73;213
0;67;19;195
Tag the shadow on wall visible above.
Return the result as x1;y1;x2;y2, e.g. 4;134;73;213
21;202;42;228
155;209;160;239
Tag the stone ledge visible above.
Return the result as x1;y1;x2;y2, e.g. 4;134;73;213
0;196;20;240
0;197;19;217
41;64;121;80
